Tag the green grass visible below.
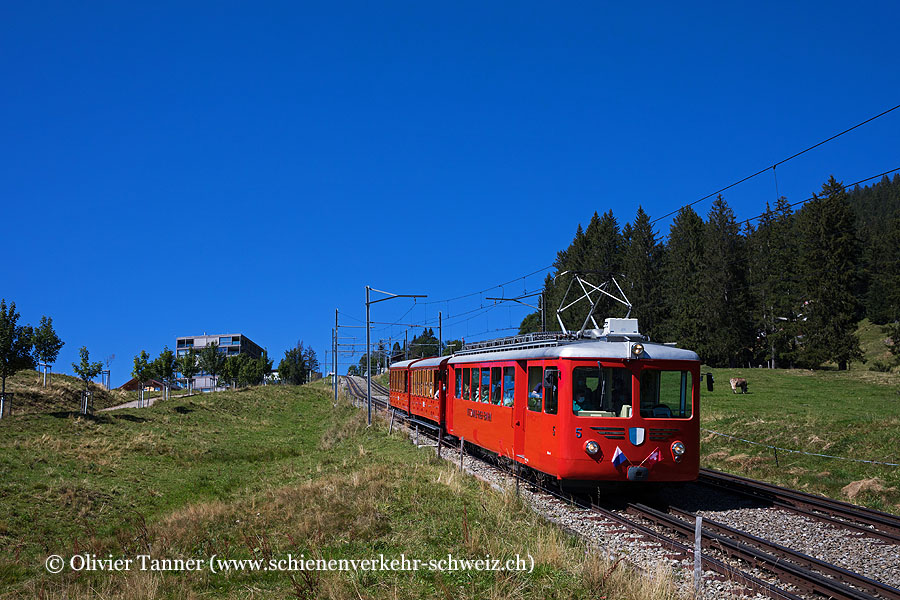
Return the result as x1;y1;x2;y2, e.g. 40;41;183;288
700;367;900;512
1;370;124;415
0;381;679;599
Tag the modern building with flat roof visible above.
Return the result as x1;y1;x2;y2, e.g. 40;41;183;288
176;333;263;391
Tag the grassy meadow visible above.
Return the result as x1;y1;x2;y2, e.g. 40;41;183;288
700;366;900;512
0;380;682;600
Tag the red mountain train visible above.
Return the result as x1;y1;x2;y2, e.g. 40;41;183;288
389;318;699;485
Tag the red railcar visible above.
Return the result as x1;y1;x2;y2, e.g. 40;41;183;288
389;319;700;484
389;360;412;413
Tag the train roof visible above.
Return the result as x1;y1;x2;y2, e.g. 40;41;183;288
390;356;449;369
390;359;418;369
446;338;699;363
410;356;449;368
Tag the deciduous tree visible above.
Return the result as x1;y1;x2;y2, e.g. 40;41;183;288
72;346;103;392
32;316;64;387
279;343;307;385
0;299;34;399
199;343;226;389
132;350;151;406
177;348;199;395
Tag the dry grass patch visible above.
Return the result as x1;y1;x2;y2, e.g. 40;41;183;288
841;477;897;500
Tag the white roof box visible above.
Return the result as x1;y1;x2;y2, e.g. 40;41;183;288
602;318;640;336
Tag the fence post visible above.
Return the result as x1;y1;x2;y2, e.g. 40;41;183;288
459;437;465;471
437;429;443;459
694;516;703;594
516;460;520;497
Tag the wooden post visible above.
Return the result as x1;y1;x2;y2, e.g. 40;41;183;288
693;516;702;593
389;411;395;435
516;460;520;497
437;429;443;459
459;437;465;471
415;425;419;447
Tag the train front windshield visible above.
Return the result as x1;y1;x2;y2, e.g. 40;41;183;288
572;366;694;419
572;367;632;418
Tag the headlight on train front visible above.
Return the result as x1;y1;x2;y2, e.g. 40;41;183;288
584;440;600;456
671;441;685;462
631;343;644;357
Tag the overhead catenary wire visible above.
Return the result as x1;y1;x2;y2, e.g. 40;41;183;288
650;102;900;225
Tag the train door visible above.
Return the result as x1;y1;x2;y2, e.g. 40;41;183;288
522;361;560;474
513;360;527;461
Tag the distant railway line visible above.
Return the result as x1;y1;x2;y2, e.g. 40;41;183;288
341;374;900;600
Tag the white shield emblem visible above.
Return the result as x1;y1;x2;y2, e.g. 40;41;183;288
629;427;645;446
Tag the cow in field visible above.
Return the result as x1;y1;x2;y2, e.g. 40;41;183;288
730;378;748;394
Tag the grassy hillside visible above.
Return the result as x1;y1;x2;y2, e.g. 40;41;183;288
700;367;900;512
1;370;125;415
854;318;897;371
0;381;679;599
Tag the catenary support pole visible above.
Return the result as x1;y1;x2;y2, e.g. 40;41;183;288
366;287;372;425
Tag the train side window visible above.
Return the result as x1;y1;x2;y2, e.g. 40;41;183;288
527;367;543;412
404;371;408;393
503;367;515;407
455;368;462;398
490;367;502;405
480;368;490;402
462;368;470;400
544;367;558;414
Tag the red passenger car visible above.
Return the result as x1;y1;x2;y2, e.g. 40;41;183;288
389;318;700;485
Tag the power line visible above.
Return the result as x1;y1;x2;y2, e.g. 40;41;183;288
421;265;553;305
650;102;900;224
738;166;900;228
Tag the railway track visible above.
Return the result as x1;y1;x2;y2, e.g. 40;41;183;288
343;376;389;410
340;377;900;600
698;469;900;544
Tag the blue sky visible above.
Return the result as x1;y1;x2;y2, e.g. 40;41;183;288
2;2;899;384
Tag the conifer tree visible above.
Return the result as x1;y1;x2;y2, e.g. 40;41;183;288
660;206;707;354
748;197;800;367
622;207;663;338
582;210;625;320
797;176;863;369
702;195;751;366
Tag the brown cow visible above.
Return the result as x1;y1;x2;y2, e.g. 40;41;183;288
730;378;748;394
